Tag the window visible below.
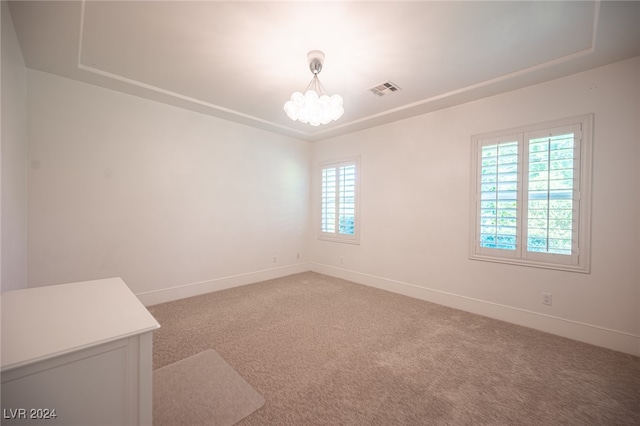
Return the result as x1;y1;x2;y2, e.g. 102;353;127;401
470;114;593;272
320;157;360;244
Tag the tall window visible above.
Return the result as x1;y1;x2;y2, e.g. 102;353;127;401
470;115;593;272
320;157;360;244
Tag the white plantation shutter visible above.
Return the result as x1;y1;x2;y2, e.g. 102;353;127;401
320;158;360;243
470;115;592;272
337;165;356;234
477;136;522;258
524;124;581;265
321;168;336;233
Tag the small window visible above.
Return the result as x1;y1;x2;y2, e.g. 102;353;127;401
470;114;593;272
320;157;360;244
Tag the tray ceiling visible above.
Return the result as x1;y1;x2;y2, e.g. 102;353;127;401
8;1;640;141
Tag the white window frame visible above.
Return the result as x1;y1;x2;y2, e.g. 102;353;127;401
319;157;360;244
469;114;593;273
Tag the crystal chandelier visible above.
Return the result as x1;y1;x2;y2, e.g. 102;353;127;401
284;50;344;126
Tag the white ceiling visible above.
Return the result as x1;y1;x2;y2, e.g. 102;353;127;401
8;1;640;142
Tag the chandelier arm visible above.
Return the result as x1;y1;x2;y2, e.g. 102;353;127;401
304;76;315;93
315;76;328;96
305;74;325;96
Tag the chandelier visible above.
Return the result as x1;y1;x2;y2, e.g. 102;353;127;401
284;50;344;126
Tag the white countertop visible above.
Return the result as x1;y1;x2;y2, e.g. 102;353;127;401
1;277;160;371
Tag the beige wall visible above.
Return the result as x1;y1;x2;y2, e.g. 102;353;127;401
26;70;310;300
1;0;28;292
310;57;640;355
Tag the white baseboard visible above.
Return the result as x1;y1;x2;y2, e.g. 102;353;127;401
136;262;311;306
310;263;640;357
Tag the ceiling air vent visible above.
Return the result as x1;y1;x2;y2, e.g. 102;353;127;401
369;81;401;97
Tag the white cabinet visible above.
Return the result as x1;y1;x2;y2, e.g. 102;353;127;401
1;278;160;425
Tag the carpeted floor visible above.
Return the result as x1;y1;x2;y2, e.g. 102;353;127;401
148;272;640;425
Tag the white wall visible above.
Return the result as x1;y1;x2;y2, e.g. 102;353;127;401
27;70;310;303
310;57;640;356
18;27;640;354
1;0;28;292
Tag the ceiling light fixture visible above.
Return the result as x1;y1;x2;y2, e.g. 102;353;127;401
284;50;344;126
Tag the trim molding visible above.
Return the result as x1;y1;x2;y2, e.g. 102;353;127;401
310;263;640;357
135;263;311;306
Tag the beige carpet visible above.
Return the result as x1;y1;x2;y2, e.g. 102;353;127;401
149;272;640;425
153;349;264;426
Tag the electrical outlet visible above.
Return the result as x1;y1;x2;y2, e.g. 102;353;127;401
296;252;300;260
273;256;277;263
340;256;344;264
542;292;552;306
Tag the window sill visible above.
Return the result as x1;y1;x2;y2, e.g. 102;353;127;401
469;253;590;273
318;235;360;245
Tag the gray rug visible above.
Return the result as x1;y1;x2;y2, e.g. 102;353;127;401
153;349;264;426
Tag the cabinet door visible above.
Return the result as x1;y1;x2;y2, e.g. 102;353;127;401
1;340;134;426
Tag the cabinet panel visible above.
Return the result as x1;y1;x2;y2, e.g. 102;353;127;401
2;341;131;426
